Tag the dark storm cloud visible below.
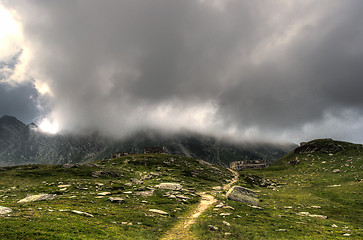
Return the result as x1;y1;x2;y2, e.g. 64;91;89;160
0;82;39;123
3;0;363;142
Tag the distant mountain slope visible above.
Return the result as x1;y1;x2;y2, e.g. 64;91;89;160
273;138;363;170
0;115;296;166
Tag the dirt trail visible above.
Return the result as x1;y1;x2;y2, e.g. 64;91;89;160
223;168;239;191
160;169;239;240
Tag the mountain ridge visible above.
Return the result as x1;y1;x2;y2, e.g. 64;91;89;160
0;115;296;166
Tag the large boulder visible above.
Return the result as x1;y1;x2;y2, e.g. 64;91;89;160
17;194;56;203
226;186;259;206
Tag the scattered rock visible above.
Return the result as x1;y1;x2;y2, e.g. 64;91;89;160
208;225;218;231
223;221;231;227
220;213;232;216
156;183;182;191
276;229;287;232
311;206;321;209
297;212;327;219
130;179;143;184
294;141;343;154
97;192;111;196
92;171;120;178
71;210;94;217
244;175;275;187
149;209;168;215
62;164;79;169
333;169;341;173
136;190;154;197
0;206;12;215
332;224;338;228
343;233;351;236
212;186;223;191
17;194;56;203
215;203;224;208
249;205;263;210
109;197;125;203
226;186;259;206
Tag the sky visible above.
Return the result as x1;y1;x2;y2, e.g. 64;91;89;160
0;0;363;143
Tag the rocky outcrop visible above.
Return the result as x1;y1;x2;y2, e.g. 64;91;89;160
226;186;259;206
294;140;343;154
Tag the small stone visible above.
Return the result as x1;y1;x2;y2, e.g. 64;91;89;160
215;203;224;208
333;169;341;173
223;206;235;210
208;225;218;231
223;221;231;227
97;192;111;196
156;183;182;191
0;206;12;215
71;210;94;217
212;186;223;191
311;206;321;209
343;233;351;236
149;209;168;215
249;205;263;209
220;213;232;216
109;197;125;203
276;229;287;232
297;212;327;219
17;194;56;203
332;224;338;228
136;190;154;197
58;185;71;188
225;233;232;236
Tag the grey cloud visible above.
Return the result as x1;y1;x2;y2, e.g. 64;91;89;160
3;0;363;143
0;82;39;123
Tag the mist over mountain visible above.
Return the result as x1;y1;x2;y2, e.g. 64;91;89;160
0;115;296;167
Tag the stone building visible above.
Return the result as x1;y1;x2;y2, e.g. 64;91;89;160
230;160;266;170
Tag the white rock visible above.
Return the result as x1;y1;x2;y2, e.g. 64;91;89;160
71;210;94;217
0;206;12;215
223;221;231;227
17;194;56;203
149;209;168;215
156;183;182;191
97;192;111;196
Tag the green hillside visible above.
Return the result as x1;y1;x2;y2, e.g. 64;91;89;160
0;154;232;239
0;139;362;239
193;139;363;239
